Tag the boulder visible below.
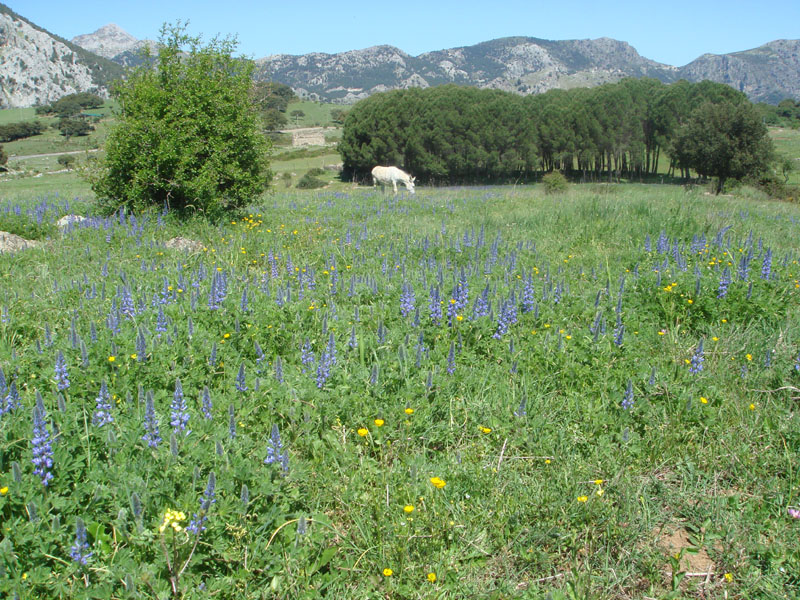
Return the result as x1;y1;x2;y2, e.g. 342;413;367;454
0;231;41;253
57;214;87;230
165;237;204;253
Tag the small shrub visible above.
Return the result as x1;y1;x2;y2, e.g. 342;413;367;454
542;171;568;195
57;155;77;169
306;167;325;177
281;172;292;188
296;172;326;189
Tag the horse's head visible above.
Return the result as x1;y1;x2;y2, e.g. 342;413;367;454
406;176;416;194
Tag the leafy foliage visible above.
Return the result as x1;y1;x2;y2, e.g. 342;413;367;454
673;101;774;193
340;79;777;189
0;121;46;143
542;170;568;194
88;22;271;217
57;118;93;138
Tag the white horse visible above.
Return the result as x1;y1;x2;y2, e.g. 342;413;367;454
371;166;416;195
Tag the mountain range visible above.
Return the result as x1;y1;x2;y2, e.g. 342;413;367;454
1;2;798;109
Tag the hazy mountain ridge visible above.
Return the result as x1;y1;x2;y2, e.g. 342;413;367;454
0;3;124;108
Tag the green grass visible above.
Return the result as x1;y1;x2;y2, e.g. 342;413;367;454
770;126;800;185
0;183;799;599
284;100;343;128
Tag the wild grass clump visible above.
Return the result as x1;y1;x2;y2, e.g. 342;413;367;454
0;185;799;599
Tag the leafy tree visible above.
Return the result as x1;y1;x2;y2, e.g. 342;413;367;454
57;155;77;169
290;109;305;125
0;144;7;171
673;100;774;193
261;108;288;131
89;22;271;216
0;121;45;142
330;108;348;125
251;81;296;113
58;118;93;138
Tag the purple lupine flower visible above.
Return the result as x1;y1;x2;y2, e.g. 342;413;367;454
228;404;236;439
621;379;634;410
240;287;249;313
348;325;358;350
201;386;213;420
120;286;136;319
315;351;331;388
235;362;247;392
300;339;314;373
446;341;456;375
761;248;772;280
254;341;266;372
170;378;190;435
136;329;147;362
472;284;491;319
514;395;527;417
521;276;536;313
31;397;54;486
92;380;114;427
5;380;20;413
187;471;216;535
717;267;731;298
326;332;337;366
793;353;800;373
689;338;704;374
264;424;287;466
274;356;284;383
155;306;168;336
54;350;70;390
428;285;442;324
142;391;161;448
613;323;625;347
208;342;218;367
70;517;93;565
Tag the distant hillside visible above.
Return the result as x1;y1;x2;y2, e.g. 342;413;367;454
254;36;800;104
678;40;800;105
0;3;124;109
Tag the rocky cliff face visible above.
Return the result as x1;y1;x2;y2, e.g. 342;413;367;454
0;4;123;109
678;40;800;104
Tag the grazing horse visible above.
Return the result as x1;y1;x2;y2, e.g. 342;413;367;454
371;166;416;195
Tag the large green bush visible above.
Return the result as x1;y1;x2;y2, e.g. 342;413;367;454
88;23;271;217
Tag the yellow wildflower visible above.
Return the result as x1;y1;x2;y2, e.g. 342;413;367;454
357;428;368;437
577;496;588;503
383;568;393;577
108;356;116;363
0;486;8;495
430;477;446;489
427;572;437;582
374;418;385;427
404;505;414;513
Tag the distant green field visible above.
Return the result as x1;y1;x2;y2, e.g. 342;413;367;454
283;99;344;128
770;126;800;185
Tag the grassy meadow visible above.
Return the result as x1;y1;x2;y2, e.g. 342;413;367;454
1;180;799;599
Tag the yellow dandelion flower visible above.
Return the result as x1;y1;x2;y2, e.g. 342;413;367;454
404;505;414;513
479;426;492;434
130;354;137;360
749;403;756;410
746;353;753;361
223;333;231;339
357;428;368;437
374;418;385;427
577;495;588;503
700;396;708;404
724;573;733;582
594;479;603;485
427;572;437;582
596;488;604;497
0;486;8;495
545;459;551;464
108;356;116;363
383;568;393;577
404;408;414;415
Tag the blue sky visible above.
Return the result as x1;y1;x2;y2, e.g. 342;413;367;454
8;0;800;67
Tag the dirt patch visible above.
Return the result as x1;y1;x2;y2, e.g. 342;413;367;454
656;526;715;574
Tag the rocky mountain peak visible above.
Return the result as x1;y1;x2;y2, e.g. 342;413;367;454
71;23;141;59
